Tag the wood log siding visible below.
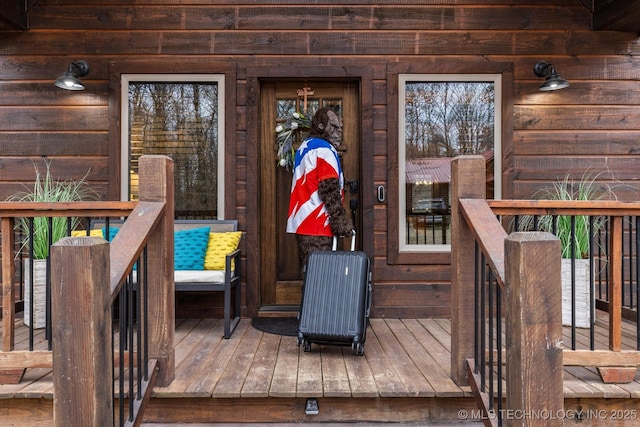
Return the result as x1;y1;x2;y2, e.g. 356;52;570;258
1;1;640;318
1;2;637;32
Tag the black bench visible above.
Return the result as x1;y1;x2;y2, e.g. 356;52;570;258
87;219;242;339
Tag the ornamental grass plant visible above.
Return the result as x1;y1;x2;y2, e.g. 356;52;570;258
519;173;614;259
6;161;99;259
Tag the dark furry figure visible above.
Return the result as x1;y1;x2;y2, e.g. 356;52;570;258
320;178;353;238
296;177;353;268
289;107;353;270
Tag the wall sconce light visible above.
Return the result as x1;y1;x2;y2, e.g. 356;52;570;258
533;61;569;91
55;60;90;91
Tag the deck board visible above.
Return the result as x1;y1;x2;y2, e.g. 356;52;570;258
183;320;247;397
295;337;323;397
369;318;436;397
269;335;299;397
213;321;263;398
618;374;640;398
163;319;223;397
564;365;603;397
354;323;406;397
241;332;280;398
401;319;464;397
387;318;445;396
342;345;378;398
320;346;352;397
3;316;640;402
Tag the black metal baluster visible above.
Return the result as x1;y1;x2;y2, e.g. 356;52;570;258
570;215;576;349
474;241;480;375
136;254;143;399
636;216;640;350
128;277;134;421
496;282;503;427
119;285;126;427
46;216;53;348
143;247;149;379
480;253;487;394
488;268;494;412
111;303;117;427
28;218;35;350
589;216;595;350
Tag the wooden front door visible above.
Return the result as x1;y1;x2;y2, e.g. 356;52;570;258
259;80;361;311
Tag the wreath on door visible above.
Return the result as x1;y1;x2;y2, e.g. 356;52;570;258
274;111;311;172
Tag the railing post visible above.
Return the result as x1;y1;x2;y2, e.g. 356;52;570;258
608;216;623;352
451;155;486;385
138;155;175;386
2;217;16;351
51;237;113;427
505;232;563;426
1;217;25;384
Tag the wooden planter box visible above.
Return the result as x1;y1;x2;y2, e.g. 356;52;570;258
561;258;593;328
23;258;47;329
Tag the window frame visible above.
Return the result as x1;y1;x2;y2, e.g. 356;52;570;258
386;62;513;265
120;74;226;218
398;73;503;253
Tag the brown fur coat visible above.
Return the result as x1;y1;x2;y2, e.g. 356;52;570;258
296;177;352;269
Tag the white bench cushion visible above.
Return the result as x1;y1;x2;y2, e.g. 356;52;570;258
174;270;225;283
129;269;228;284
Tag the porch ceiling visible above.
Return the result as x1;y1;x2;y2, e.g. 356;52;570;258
591;0;640;32
1;1;640;33
0;0;38;30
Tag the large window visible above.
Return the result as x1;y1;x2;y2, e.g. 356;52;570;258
399;74;501;252
121;75;225;218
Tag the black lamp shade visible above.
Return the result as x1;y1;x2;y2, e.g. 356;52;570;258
55;60;90;91
533;61;569;91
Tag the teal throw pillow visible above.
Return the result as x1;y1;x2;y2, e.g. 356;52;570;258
102;226;120;242
174;227;211;271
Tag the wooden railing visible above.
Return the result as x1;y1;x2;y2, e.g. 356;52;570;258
450;155;640;426
0;155;175;426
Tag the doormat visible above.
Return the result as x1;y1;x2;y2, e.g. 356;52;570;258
251;317;299;337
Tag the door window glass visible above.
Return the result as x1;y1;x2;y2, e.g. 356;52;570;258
399;74;501;252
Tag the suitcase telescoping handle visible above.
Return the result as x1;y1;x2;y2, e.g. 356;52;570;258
332;229;356;251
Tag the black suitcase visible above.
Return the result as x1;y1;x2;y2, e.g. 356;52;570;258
297;233;371;356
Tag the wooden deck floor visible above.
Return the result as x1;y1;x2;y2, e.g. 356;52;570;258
154;317;470;399
2;315;640;424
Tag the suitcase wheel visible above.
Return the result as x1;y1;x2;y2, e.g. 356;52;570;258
297;336;311;352
353;342;364;356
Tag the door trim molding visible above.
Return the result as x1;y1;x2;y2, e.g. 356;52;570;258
244;65;374;317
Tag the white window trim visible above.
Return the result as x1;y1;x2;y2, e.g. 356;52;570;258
120;74;226;218
398;73;502;253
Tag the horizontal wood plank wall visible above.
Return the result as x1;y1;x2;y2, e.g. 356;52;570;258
1;1;640;318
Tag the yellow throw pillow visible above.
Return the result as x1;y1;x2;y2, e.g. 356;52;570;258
204;231;242;270
71;229;104;237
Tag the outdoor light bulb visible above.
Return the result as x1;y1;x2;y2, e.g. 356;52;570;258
55;72;85;90
63;78;83;90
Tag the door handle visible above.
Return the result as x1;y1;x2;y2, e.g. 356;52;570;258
349;179;359;194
